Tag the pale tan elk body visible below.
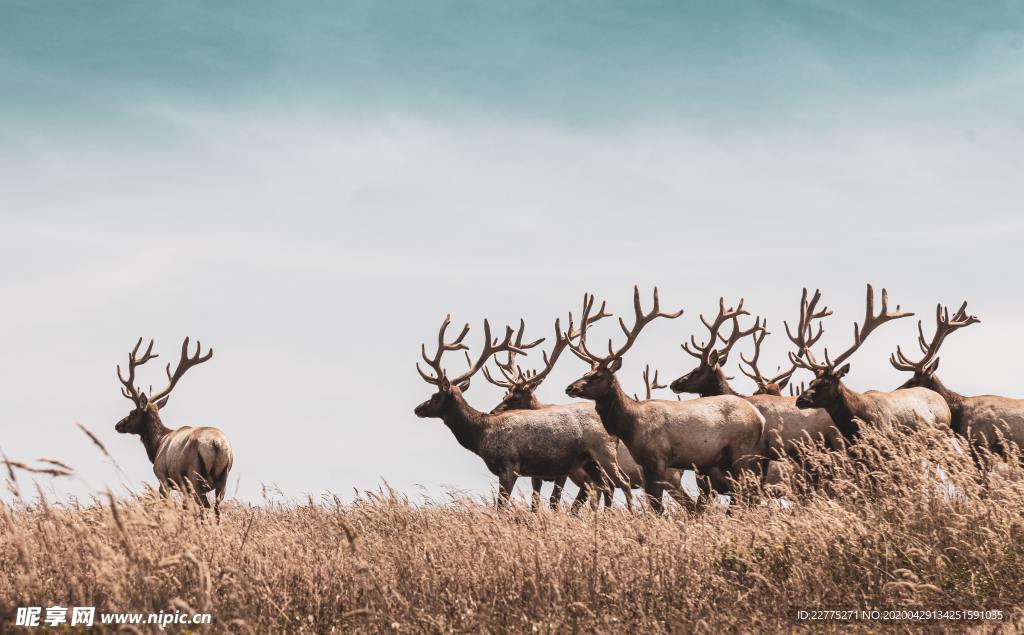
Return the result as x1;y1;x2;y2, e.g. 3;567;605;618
891;301;1024;456
794;285;951;440
413;317;629;508
114;338;233;519
565;288;767;512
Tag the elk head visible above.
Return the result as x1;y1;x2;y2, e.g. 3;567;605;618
565;287;683;399
890;301;979;391
793;285;912;410
485;305;611;413
669;297;758;396
739;288;832;396
115;337;213;435
414;315;528;418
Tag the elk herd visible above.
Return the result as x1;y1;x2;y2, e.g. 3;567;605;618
413;285;1024;512
103;284;1023;518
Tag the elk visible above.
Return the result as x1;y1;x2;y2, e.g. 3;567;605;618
891;302;1024;457
483;314;628;510
792;285;952;440
564;287;767;513
485;314;685;510
668;291;842;469
413;315;629;509
114;337;233;520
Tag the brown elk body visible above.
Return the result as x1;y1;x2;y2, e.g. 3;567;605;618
564;288;767;513
669;291;842;462
414;316;629;509
793;285;951;440
891;302;1024;457
114;338;233;519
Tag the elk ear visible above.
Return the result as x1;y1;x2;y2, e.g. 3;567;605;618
835;363;851;378
439;376;452;393
776;375;790;390
155;396;170;409
138;393;149;407
707;350;721;367
925;358;940;375
457;379;471;392
608;357;623;373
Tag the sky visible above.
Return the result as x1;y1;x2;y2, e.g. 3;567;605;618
1;1;1023;504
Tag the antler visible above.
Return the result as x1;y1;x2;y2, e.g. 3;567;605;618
417;315;471;385
890;301;979;373
147;337;213;404
791;284;911;373
638;364;667;400
570;286;683;365
680;297;751;364
481;320;545;389
485;304;612;392
117;337;159;404
417;315;527;388
742;288;833;390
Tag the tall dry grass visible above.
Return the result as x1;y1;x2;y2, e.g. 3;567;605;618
2;423;1024;633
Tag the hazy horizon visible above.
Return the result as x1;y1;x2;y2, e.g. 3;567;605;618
2;1;1023;503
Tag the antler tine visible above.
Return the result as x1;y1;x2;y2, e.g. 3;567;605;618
449;320;528;386
489;318;546;387
607;286;683;361
482;364;515;389
416;314;471;385
685;296;749;364
148;337;213;403
116;337;159;404
641;364;667;400
738;323;770;386
521;316;576;389
890;300;978;374
718;314;761;358
831;284;913;368
567;292;611;364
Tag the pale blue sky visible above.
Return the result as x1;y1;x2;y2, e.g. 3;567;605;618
1;2;1022;503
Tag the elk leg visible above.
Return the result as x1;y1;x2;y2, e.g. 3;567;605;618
621;486;634;512
530;477;543;512
549;476;566;510
642;465;665;514
581;460;613;511
497;471;517;509
570;483;591;514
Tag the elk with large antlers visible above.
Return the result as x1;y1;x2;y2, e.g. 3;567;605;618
115;337;233;520
564;287;767;513
413;315;628;509
890;302;1023;457
484;316;684;510
668;291;842;473
793;285;951;439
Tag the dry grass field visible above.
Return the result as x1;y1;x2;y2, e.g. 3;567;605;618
3;424;1024;633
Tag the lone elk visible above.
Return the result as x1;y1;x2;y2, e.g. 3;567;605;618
114;337;233;519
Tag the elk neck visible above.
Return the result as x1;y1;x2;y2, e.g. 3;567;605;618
923;374;966;434
704;368;739;398
822;382;870;441
591;377;643;444
140;411;173;464
439;391;489;453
